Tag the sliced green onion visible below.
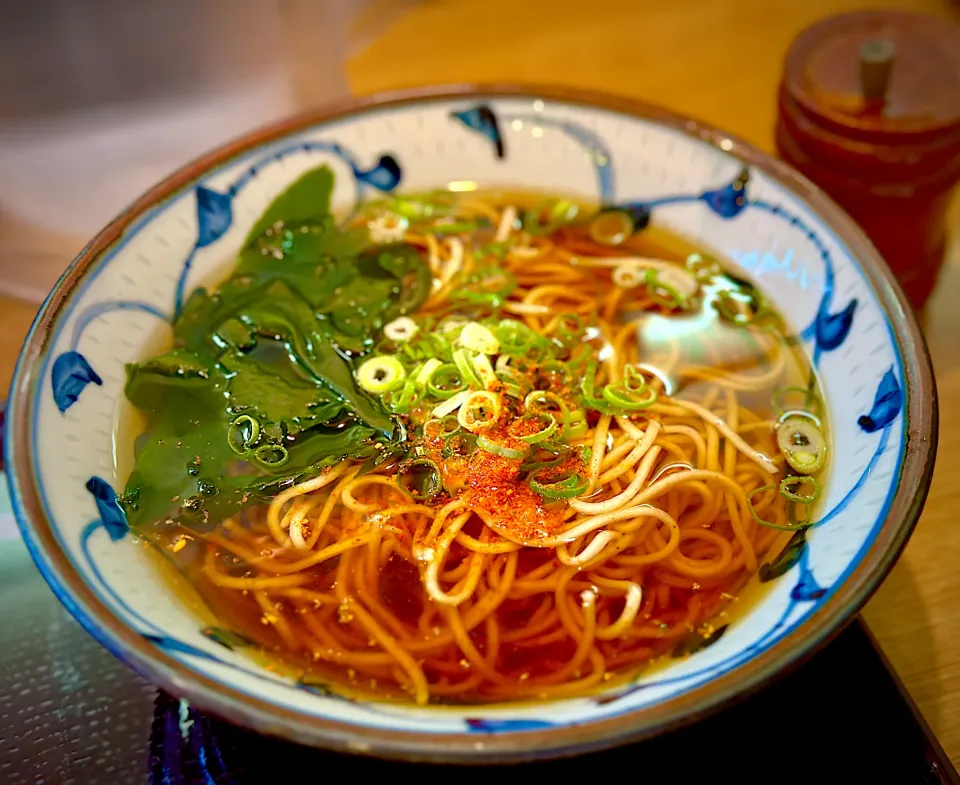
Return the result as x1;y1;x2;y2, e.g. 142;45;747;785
777;414;827;474
551;312;585;343
432;390;469;418
645;269;686;310
529;469;589;500
685;252;722;282
438;316;470;337
747;485;808;531
588;210;634;245
357;355;406;394
780;475;821;505
253;443;289;468
524;390;570;417
602;382;658;410
382;378;423;414
398;458;443;501
453;348;483;389
562;408;589;439
415;358;443;387
509;413;557;444
477;435;528;460
715;289;765;326
622;365;649;394
423;416;460;440
451;265;517;307
459;322;500;354
442;432;477;458
383;317;419;342
494;319;542;356
427;363;467;399
458;390;501;432
471;352;497;389
772;387;823;418
580;361;609;411
496;369;526;399
227;415;260;455
523;199;579;235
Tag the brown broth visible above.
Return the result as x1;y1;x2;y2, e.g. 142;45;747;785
120;188;828;706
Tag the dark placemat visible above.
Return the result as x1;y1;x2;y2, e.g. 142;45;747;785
1;536;957;784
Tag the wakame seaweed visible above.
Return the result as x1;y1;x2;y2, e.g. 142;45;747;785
119;166;430;530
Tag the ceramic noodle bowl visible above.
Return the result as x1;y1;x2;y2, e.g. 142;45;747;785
4;87;936;762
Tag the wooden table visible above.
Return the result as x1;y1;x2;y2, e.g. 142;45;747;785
2;0;959;763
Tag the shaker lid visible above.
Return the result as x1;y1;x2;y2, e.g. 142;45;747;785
783;10;960;142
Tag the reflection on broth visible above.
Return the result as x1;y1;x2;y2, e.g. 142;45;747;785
116;169;828;705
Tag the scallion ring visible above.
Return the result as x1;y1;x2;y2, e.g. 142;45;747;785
383;316;419;343
415;358;444;387
432;390;470;418
494;319;543;356
524;390;570;417
477;435;529;460
397;458;443;501
458;322;500;354
529;469;589;500
227;415;261;455
253;443;289;468
523;199;579;235
426;363;467;399
458;391;502;432
685;252;721;282
510;413;558;444
382;378;423;414
453;348;484;389
588;209;634;246
356;355;406;394
562;408;589;439
776;414;827;474
644;269;686;310
715;289;764;325
747;485;808;531
602;383;658;410
471;352;497;389
779;475;821;505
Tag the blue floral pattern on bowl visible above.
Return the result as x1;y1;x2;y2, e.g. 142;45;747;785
4;89;934;761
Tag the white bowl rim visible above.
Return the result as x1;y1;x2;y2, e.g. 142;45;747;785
4;84;938;763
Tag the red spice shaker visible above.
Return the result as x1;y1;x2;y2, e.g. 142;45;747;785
775;11;960;311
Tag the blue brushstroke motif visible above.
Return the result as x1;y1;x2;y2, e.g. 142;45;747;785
70;300;168;352
451;105;504;158
195;186;234;248
814;298;858;352
353;153;402;191
466;718;556;733
144;634;222;663
701;167;749;219
790;549;826;601
814;425;892;529
51;351;103;413
858;367;902;433
85;476;128;540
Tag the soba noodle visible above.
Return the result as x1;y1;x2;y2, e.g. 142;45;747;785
122;175;828;706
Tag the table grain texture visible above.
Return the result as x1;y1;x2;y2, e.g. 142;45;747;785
2;0;958;766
